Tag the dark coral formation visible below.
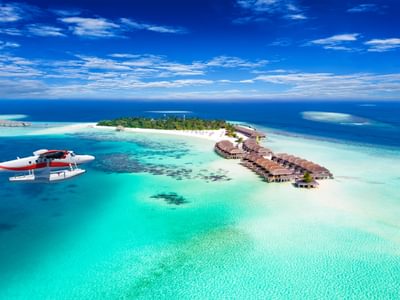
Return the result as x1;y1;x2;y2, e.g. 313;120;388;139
0;223;17;232
150;193;188;205
93;153;232;183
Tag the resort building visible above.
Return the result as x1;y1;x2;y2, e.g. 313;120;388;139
234;125;266;139
241;154;294;182
242;139;273;158
272;153;332;179
214;140;245;159
214;124;332;188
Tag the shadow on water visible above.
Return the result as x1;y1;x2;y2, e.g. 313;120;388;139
150;192;188;206
0;223;17;232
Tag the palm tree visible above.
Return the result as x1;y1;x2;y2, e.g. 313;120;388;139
303;172;313;183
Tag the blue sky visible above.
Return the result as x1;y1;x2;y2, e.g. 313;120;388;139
0;0;399;100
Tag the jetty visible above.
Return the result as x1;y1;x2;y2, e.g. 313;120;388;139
214;125;332;188
0;120;31;127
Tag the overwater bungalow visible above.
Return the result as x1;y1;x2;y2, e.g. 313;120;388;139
272;153;332;179
234;125;266;139
214;140;245;159
242;154;294;182
295;179;319;188
242;139;273;157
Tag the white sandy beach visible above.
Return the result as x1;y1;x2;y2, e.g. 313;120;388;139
94;125;243;143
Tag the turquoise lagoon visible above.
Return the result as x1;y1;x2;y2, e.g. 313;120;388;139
0;124;399;299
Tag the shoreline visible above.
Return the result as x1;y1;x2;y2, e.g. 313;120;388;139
94;125;244;143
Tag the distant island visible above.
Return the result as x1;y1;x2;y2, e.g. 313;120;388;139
97;116;237;136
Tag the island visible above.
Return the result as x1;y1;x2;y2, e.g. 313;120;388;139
97;117;333;188
98;116;235;132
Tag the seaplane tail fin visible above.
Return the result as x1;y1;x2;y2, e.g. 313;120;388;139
33;149;49;156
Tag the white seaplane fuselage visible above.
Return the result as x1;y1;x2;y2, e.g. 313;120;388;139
0;149;95;182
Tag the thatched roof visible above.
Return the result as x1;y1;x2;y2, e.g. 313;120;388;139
243;153;293;176
273;153;331;174
243;139;272;155
234;126;266;138
216;140;244;155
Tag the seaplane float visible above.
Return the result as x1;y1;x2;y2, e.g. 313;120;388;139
0;149;95;183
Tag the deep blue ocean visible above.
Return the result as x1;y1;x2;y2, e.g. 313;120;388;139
1;100;399;147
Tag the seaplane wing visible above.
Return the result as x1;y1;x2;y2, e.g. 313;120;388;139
0;149;94;183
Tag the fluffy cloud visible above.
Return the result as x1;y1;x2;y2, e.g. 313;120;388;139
347;4;379;13
120;18;186;34
365;38;400;52
1;53;399;99
57;16;187;38
0;2;24;22
26;24;65;37
235;0;307;22
0;40;19;49
0;2;38;22
206;56;268;68
59;17;120;38
309;33;359;50
251;71;400;98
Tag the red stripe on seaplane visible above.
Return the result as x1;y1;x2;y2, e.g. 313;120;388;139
49;162;71;168
0;162;71;171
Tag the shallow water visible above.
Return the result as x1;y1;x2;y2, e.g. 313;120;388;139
0;123;399;299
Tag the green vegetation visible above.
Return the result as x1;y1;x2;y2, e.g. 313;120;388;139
225;123;237;137
236;137;244;144
98;116;234;131
303;172;313;183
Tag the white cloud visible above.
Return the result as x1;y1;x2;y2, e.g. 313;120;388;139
0;2;24;22
27;24;65;37
309;33;359;50
0;27;22;35
237;0;282;13
347;4;379;13
0;2;38;22
365;38;400;52
50;9;82;17
285;13;306;20
206;56;268;68
1;53;399;99
0;40;19;49
0;55;42;78
60;17;120;38
0;79;47;97
235;0;307;21
129;79;213;89
251;72;400;98
58;16;187;38
120;18;186;34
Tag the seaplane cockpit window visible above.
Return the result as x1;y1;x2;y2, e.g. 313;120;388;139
70;152;75;157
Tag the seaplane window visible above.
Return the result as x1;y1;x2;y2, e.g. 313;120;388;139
29;161;32;164
71;152;75;157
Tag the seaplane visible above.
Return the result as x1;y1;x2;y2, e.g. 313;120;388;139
0;149;95;183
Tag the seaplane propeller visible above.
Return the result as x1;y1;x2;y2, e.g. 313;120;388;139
0;149;95;183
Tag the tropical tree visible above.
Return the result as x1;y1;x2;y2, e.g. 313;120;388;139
303;172;313;183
